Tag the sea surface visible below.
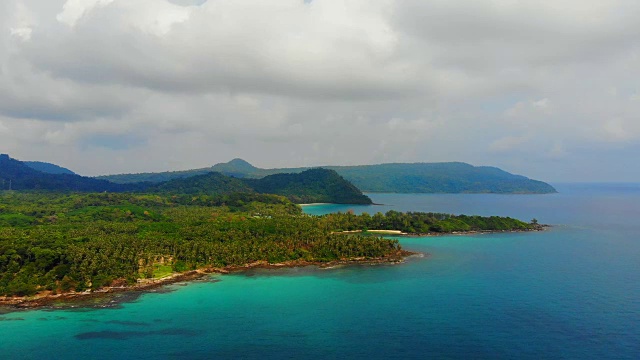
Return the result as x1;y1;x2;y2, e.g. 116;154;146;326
2;184;639;359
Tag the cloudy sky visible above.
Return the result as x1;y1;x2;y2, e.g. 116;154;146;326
1;0;639;182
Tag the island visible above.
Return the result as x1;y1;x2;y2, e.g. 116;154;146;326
0;154;547;308
98;158;558;194
0;192;543;308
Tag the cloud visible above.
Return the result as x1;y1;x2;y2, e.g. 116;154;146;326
504;98;551;120
392;0;639;71
81;133;146;150
0;0;639;181
56;0;115;27
602;118;633;142
20;0;418;101
6;2;35;41
489;135;530;153
167;0;208;6
547;142;567;159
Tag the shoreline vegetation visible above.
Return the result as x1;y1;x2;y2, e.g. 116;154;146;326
0;192;543;310
0;250;414;309
335;225;549;236
1;224;549;309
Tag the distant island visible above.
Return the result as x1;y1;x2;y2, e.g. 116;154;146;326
98;158;557;194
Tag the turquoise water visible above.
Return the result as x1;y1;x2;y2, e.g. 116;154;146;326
2;184;639;359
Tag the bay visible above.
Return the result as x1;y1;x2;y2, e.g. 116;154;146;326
1;184;639;359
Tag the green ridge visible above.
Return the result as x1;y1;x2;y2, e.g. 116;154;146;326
1;155;371;204
99;158;557;194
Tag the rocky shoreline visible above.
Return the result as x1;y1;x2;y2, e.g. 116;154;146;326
0;250;415;310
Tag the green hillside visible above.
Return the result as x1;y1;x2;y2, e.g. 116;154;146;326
0;154;144;192
24;161;76;175
1;155;371;204
245;168;372;204
152;168;372;204
326;162;556;194
152;172;253;194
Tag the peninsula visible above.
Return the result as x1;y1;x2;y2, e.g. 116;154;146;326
0;192;541;307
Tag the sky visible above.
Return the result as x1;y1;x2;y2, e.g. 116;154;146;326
1;0;639;182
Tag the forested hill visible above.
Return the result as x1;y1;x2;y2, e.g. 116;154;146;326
99;158;557;194
0;154;144;192
0;155;370;204
93;158;255;184
245;168;372;204
152;169;372;204
24;161;76;175
325;163;557;194
152;172;253;194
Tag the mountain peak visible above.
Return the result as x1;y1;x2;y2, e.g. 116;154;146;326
211;158;257;174
227;158;255;168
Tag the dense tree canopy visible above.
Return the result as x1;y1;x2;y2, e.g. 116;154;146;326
0;192;388;297
0;192;537;297
322;210;534;233
153;168;372;204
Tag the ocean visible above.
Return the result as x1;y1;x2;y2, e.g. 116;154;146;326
1;184;639;359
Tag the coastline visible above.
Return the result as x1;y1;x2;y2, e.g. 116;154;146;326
0;227;548;310
335;229;407;235
334;225;549;237
298;202;385;206
0;250;415;310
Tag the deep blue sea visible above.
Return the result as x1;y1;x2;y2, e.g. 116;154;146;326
2;184;640;359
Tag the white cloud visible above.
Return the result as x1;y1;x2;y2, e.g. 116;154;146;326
387;117;437;132
505;98;551;119
602;118;632;141
489;135;530;153
7;1;35;41
532;98;549;109
0;0;639;181
9;27;31;41
56;0;114;27
547;142;567;159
